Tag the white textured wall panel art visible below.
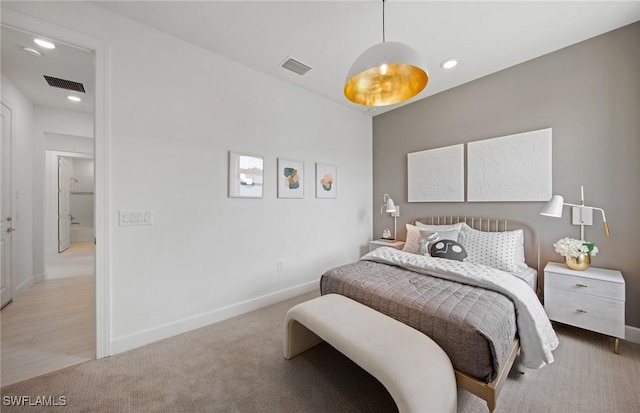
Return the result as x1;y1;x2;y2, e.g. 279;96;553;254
467;128;552;202
408;144;464;202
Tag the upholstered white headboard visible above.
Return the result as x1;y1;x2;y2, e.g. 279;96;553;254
413;216;540;271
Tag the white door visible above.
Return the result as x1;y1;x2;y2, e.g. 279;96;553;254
58;157;71;253
1;103;13;309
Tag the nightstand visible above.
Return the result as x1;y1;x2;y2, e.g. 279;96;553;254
544;262;625;354
369;239;405;252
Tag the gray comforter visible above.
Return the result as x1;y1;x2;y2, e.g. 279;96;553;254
320;260;517;383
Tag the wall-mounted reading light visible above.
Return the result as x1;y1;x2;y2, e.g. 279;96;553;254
380;193;400;240
540;185;610;239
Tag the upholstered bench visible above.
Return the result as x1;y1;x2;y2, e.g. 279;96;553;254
284;293;457;413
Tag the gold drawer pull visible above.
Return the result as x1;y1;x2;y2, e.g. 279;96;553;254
576;283;588;288
576;309;587;314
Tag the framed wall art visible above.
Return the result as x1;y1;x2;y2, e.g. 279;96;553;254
228;152;264;198
467;128;552;202
315;163;337;199
277;158;304;199
407;144;464;202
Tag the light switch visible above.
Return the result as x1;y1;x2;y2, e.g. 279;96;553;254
119;210;153;226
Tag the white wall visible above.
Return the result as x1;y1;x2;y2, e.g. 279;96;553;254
0;75;35;294
36;106;93;138
3;2;373;353
45;132;93;154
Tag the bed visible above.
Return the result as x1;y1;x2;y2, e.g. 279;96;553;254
320;217;558;412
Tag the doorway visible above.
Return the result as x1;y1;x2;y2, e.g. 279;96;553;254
48;152;95;280
2;144;96;385
0;23;97;384
0;9;109;383
53;154;95;255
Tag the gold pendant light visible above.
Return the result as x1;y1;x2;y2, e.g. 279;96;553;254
344;0;428;107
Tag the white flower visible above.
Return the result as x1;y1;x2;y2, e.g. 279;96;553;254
553;237;598;257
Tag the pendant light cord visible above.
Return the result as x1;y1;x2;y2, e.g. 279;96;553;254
382;0;386;43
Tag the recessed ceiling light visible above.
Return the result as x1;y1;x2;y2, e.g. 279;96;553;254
67;96;81;102
441;58;458;70
21;47;42;57
34;38;55;49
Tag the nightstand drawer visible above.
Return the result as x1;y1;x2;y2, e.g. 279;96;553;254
545;289;625;337
545;271;624;301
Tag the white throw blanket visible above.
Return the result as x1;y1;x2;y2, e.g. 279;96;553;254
361;247;559;369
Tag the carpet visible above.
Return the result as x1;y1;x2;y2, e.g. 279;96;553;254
2;291;639;412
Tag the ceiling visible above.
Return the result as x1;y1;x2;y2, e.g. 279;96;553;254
2;1;639;116
1;25;95;113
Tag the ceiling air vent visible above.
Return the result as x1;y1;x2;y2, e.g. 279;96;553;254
280;57;311;76
43;75;86;93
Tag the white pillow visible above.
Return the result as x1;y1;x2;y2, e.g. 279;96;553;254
403;224;461;255
402;224;431;254
414;221;465;232
457;225;526;272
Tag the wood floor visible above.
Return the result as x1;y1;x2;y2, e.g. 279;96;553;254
0;243;95;386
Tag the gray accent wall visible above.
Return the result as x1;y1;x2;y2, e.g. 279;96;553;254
373;22;639;328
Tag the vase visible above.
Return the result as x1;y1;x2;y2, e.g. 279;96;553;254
564;254;591;271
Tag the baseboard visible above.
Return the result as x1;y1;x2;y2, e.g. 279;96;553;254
110;279;319;355
625;325;640;344
70;237;94;243
14;276;34;297
15;273;46;296
33;272;46;283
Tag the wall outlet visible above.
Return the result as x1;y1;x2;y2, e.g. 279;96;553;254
276;260;284;271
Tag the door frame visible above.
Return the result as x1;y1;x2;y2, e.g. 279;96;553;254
1;9;112;357
57;156;71;253
1;102;13;309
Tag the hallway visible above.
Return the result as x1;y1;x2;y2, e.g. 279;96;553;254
0;243;95;386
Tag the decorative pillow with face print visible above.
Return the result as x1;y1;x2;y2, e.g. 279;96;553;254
430;240;468;262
